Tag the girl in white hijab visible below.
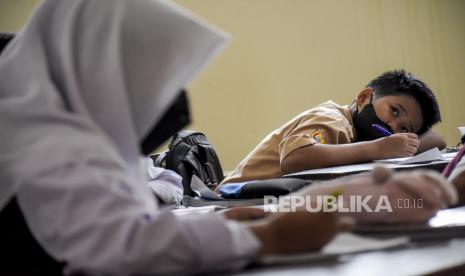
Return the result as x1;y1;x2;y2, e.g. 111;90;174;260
0;0;349;274
0;0;262;274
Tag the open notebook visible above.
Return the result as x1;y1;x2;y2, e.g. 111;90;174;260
259;206;465;265
259;233;408;265
375;147;445;165
354;206;465;241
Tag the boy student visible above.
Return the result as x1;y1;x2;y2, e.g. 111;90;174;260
220;70;446;185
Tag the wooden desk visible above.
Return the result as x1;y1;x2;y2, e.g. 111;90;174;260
176;201;465;276
229;196;465;276
284;153;456;181
232;238;465;276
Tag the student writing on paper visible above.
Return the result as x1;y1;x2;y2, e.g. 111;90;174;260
0;0;355;274
220;70;445;185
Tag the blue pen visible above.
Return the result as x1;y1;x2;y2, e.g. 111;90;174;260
372;124;392;136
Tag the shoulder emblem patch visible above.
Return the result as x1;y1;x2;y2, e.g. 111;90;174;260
311;130;327;144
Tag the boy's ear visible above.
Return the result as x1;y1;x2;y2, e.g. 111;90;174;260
355;87;374;108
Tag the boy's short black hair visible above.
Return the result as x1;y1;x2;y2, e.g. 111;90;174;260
367;69;441;134
0;33;15;54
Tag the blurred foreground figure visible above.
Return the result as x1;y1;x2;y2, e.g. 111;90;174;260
0;0;347;274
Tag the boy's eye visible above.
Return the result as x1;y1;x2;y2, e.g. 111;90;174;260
390;106;399;117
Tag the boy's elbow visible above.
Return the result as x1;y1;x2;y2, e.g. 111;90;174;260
418;130;447;152
424;137;446;151
281;157;298;175
437;139;447;150
281;148;323;174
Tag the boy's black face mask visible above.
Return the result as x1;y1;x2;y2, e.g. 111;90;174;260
352;95;393;142
140;90;190;155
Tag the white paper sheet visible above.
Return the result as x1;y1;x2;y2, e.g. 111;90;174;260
171;205;224;216
259;233;409;265
375;147;444;165
286;152;456;179
322;233;409;254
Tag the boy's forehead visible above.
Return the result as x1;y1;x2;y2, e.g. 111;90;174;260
380;95;423;131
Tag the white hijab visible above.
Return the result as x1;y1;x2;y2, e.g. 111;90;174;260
0;0;228;210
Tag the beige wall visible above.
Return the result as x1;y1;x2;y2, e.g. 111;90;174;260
0;0;38;31
1;0;464;170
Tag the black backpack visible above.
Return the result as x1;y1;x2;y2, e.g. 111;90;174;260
151;130;224;196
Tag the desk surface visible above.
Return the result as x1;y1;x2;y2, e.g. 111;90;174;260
284;152;456;181
231;206;465;276
232;238;465;276
174;206;465;276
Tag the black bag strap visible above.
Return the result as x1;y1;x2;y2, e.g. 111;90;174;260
169;131;206;151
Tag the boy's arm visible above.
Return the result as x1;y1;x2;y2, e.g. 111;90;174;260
281;133;419;174
281;142;378;174
417;129;446;153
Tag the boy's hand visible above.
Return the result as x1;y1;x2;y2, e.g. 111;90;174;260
376;133;419;158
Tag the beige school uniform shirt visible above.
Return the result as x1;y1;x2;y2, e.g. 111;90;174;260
222;101;356;184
